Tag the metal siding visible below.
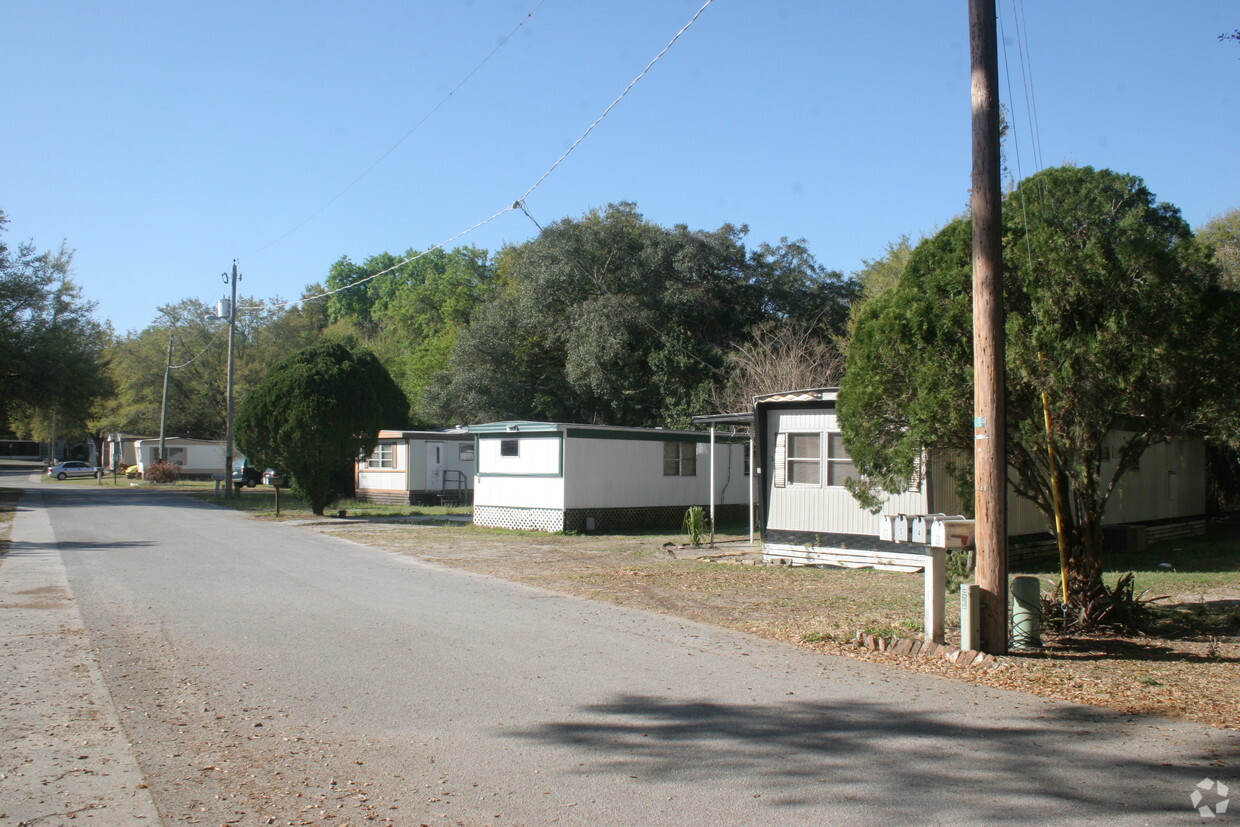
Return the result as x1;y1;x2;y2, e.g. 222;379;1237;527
765;409;930;535
478;434;561;476
563;437;749;509
1104;438;1206;523
474;474;566;509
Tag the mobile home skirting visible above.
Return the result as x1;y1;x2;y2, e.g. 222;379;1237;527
763;512;1209;567
476;503;748;533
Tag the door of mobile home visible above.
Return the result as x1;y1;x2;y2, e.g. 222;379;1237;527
426;442;444;491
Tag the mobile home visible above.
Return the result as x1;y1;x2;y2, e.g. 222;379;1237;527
753;389;1206;567
469;421;751;533
355;429;475;505
134;437;226;478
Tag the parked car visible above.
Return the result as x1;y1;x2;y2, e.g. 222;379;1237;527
231;457;262;490
47;460;103;481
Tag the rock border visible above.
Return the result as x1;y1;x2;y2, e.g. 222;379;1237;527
852;631;1008;669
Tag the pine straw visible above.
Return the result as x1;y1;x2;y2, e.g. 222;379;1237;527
316;523;1239;732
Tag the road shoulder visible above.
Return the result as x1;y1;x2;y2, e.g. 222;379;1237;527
0;485;161;824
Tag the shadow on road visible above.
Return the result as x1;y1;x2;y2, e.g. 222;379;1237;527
507;694;1235;820
3;538;157;555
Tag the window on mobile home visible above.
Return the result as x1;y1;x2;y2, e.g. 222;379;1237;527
365;444;395;469
786;433;821;485
663;442;697;476
827;432;860;486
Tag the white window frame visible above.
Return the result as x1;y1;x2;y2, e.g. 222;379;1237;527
826;432;860;487
365;443;395;469
785;432;821;486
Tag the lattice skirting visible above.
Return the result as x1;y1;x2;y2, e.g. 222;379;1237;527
474;504;748;534
473;506;564;532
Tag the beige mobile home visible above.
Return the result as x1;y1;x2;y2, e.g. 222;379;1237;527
469;421;751;533
355;429;475;505
755;389;1207;566
134;437;226;478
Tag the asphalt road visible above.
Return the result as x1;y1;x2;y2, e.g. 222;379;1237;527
1;470;1235;825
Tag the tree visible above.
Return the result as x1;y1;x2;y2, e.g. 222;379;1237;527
1198;208;1240;290
423;203;856;427
0;210;110;441
367;246;496;420
234;341;408;515
93;290;333;442
712;321;845;414
838;166;1234;606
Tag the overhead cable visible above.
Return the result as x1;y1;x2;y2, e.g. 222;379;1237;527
241;0;715;313
243;0;549;259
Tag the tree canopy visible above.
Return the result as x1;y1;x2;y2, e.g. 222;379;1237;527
1198;207;1240;291
0;210;109;441
838;165;1237;602
234;341;409;515
423;202;858;428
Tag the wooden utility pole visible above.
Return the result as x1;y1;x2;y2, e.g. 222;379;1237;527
222;263;239;499
970;0;1008;654
158;333;174;461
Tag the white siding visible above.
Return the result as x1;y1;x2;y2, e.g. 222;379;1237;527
474;475;565;509
135;440;225;474
478;435;561;476
561;437;748;509
765;410;930;535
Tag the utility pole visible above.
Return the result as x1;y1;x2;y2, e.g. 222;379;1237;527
222;263;239;499
158;333;174;461
970;0;1008;655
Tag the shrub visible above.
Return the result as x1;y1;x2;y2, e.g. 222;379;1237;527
682;506;710;547
144;460;181;484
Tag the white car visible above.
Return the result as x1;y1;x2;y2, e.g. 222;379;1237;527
47;461;103;480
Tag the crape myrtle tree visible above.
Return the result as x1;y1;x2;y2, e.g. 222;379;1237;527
423;202;857;428
838;165;1236;607
234;341;409;515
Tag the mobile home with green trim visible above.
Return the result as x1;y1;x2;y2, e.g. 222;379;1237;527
469;421;751;533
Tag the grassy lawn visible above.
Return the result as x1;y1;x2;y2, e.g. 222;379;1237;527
110;477;473;520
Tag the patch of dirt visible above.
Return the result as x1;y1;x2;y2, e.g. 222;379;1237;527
312;522;1240;732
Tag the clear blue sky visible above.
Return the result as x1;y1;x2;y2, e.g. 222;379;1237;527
5;1;1237;334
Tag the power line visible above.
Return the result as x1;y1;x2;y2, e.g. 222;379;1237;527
242;1;550;259
516;0;714;206
240;0;715;314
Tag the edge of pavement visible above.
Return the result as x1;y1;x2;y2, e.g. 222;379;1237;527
0;482;162;824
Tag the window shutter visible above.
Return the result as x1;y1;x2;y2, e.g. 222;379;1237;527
773;433;786;488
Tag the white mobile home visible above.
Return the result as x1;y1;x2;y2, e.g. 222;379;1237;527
104;433;154;471
134;437;226;478
754;389;1207;566
469;421;751;533
355;429;475;505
